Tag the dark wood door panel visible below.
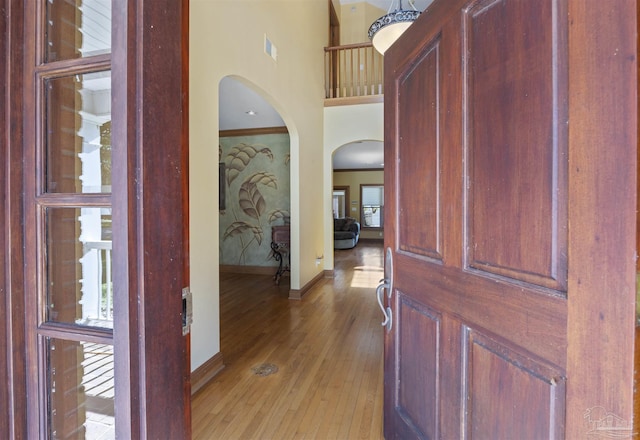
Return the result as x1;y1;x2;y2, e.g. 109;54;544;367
465;327;566;439
384;0;637;437
464;0;568;292
395;253;567;364
389;290;566;439
390;294;441;439
397;37;442;262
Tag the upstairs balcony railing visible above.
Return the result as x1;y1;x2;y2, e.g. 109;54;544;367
324;42;384;102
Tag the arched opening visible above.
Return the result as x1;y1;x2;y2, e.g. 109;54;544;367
331;140;384;256
218;76;291;273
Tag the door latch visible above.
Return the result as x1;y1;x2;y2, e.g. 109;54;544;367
375;247;394;332
376;279;392;331
182;287;193;336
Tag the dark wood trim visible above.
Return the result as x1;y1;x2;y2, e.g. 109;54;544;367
635;325;640;435
566;0;637;436
333;185;350;218
635;1;639;428
112;0;189;437
181;0;191;436
219;126;288;138
329;0;340;48
289;270;325;300
220;264;281;276
191;352;225;396
36;323;113;344
1;0;28;437
111;0;137;434
0;2;7;433
329;1;340;95
22;0;40;437
324;269;335;278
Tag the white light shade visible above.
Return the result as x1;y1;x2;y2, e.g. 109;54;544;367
368;7;421;55
371;21;413;54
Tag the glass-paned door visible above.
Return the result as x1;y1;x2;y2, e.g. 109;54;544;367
26;1;114;438
20;0;189;437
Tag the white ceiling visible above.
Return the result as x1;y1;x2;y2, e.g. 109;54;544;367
219;77;285;131
218;0;434;170
333;140;384;170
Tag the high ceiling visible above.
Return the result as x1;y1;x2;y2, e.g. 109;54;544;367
218;0;435;170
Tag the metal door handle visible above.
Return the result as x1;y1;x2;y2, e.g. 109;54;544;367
376;247;394;332
376;280;392;331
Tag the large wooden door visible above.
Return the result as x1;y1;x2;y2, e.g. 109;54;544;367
382;0;637;438
0;0;190;438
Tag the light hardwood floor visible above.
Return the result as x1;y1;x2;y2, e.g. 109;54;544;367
192;241;385;440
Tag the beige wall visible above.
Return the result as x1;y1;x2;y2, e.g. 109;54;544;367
333;170;384;240
339;2;385;45
190;0;327;370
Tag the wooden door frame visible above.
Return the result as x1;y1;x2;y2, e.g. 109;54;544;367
566;1;637;433
333;185;350;218
112;0;190;437
0;0;28;438
0;0;191;437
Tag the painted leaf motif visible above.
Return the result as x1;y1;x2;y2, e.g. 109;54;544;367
259;148;274;161
239;182;266;220
225;143;274;185
268;209;291;224
223;221;254;241
245;172;278;189
251;226;264;245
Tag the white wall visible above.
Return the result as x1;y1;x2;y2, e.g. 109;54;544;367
323;103;384;271
190;0;327;370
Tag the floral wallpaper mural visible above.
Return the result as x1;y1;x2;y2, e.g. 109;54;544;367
219;132;291;267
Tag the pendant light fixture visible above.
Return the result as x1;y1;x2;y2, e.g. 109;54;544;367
368;0;421;55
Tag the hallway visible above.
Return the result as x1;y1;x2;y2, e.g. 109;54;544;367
192;241;385;439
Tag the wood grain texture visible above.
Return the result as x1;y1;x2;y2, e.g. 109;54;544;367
0;1;10;436
182;0;192;435
111;0;189;437
466;328;565;439
397;37;442;261
5;0;29;435
465;0;567;291
566;0;638;436
192;242;385;439
381;0;636;437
